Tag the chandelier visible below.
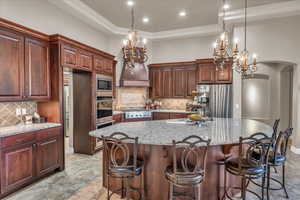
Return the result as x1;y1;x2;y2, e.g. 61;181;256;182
122;5;148;69
213;0;234;69
232;0;257;77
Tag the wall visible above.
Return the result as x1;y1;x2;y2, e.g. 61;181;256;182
0;0;109;52
151;35;217;63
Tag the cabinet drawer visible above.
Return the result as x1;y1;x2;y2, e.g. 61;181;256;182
36;127;61;142
2;133;36;149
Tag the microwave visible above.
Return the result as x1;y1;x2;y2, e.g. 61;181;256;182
96;74;112;91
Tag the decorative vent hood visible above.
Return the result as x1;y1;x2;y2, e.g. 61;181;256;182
120;63;149;87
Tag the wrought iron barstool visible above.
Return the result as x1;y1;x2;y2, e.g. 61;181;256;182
165;135;211;200
265;128;293;200
102;132;144;200
223;132;272;200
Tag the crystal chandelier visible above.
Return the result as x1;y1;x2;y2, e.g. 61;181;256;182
122;5;148;69
213;0;233;69
232;0;257;77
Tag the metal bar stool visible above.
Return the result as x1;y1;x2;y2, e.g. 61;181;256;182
223;132;272;200
265;128;293;200
165;135;211;200
102;132;145;200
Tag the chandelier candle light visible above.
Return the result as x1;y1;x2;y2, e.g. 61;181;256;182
122;2;148;69
213;0;232;69
232;0;258;77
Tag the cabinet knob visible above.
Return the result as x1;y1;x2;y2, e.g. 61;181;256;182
33;143;37;148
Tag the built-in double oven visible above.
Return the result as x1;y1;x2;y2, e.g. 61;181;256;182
95;74;114;149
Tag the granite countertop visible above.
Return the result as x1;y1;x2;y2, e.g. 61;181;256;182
0;123;62;138
89;118;273;146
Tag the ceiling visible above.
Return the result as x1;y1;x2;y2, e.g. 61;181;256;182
80;0;291;32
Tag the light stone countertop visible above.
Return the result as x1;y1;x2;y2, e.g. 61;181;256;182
89;118;273;146
0;123;62;138
113;110;195;115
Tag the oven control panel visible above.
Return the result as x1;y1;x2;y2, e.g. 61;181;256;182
125;111;152;119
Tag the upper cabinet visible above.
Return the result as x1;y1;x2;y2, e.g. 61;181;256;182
149;63;197;98
0;29;24;101
0;28;50;102
25;38;50;100
197;63;216;84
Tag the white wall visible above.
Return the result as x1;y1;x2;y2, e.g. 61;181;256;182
151;35;217;63
0;0;109;52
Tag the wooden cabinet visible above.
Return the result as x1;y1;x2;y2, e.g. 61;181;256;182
36;137;60;177
162;68;173;97
61;44;78;68
198;63;216;84
0;127;63;196
173;67;186;98
94;55;104;73
78;50;93;71
186;67;197;97
153;112;189;120
0;29;24;101
216;64;232;83
25;38;50;100
1;144;35;194
0;28;50;102
113;113;123;124
150;69;162;98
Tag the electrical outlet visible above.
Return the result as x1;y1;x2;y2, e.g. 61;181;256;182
16;108;21;116
22;108;27;115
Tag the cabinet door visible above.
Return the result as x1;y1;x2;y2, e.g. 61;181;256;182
1;144;34;194
216;64;232;83
36;137;60;177
162;68;173;98
198;64;216;84
103;60;113;76
94;55;104;73
0;29;24;101
173;67;186;98
61;44;78;68
78;49;93;71
24;38;50;100
152;112;170;120
169;113;188;119
113;114;123;124
186;67;197;97
150;69;162;98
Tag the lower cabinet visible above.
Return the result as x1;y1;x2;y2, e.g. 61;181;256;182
0;126;63;197
1;144;35;194
152;112;189;120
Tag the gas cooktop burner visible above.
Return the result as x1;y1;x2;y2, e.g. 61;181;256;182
124;110;152;119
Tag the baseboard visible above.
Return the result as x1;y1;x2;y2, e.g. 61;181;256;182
291;146;300;154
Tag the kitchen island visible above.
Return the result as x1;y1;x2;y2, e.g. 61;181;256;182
90;118;273;200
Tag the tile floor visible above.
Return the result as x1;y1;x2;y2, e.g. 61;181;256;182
4;151;300;200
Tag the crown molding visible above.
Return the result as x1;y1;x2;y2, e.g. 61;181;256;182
48;0;300;40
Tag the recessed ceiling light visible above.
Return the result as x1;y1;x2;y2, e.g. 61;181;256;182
127;1;134;6
143;17;149;23
179;11;187;17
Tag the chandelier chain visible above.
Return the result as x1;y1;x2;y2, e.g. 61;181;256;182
244;0;247;51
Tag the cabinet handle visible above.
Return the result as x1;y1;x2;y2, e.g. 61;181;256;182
32;143;37;148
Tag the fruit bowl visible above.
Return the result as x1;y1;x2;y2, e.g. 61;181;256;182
188;114;203;122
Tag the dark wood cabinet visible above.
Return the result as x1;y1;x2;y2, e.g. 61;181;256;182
1;144;35;194
94;55;104;73
186;67;197;97
169;113;188;119
0;27;50;102
61;44;78;69
0;127;63;197
152;112;170;120
25;38;50;100
36;137;60;177
113;113;123;124
173;67;186;98
216;64;232;83
0;29;24;101
198;63;216;84
150;69;162;98
78;50;93;71
162;68;173;97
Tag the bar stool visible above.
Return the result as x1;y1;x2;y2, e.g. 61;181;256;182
165;135;211;200
223;132;272;200
102;132;144;200
265;128;293;200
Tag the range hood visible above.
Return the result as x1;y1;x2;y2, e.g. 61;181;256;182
120;62;150;87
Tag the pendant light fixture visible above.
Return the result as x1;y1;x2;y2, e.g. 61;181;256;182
233;0;257;77
213;0;234;69
122;2;148;69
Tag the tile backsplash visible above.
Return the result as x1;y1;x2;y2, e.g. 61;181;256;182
0;102;37;127
115;87;148;110
156;98;193;110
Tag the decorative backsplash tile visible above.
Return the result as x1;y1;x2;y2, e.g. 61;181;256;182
155;98;193;110
115;87;148;110
0;102;37;127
